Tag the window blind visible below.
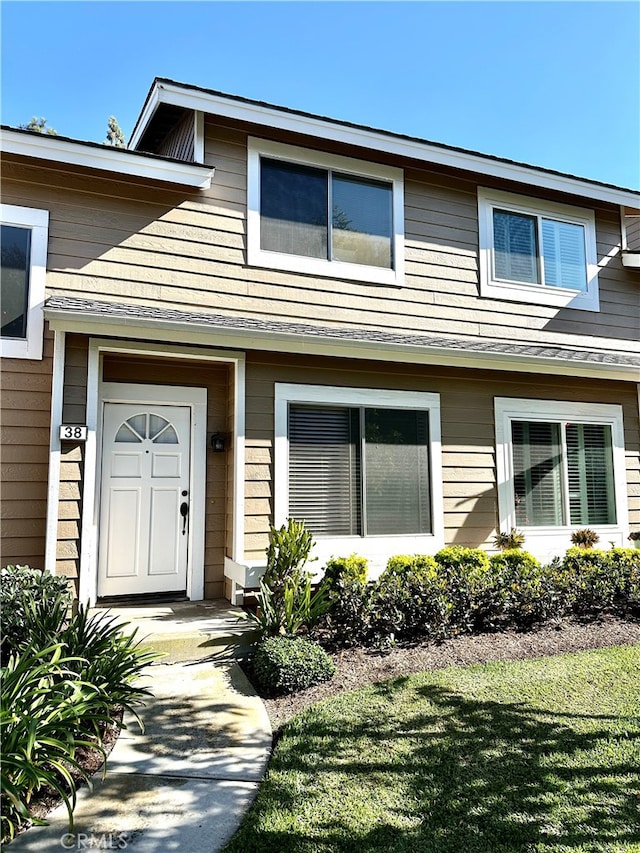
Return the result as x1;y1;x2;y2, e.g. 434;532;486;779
541;219;587;291
566;423;616;524
512;421;563;526
289;405;360;536
364;408;430;535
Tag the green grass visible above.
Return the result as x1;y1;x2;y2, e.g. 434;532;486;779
224;645;640;853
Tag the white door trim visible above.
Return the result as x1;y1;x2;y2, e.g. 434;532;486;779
71;338;246;606
97;383;207;602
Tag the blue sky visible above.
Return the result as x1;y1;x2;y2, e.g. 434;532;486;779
2;1;639;189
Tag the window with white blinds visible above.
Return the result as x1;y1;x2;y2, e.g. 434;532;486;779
288;404;431;538
511;418;616;528
478;189;598;311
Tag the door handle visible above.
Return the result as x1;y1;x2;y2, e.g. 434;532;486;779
180;501;189;535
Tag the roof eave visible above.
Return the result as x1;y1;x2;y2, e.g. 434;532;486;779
44;302;640;383
0;128;213;189
129;78;639;208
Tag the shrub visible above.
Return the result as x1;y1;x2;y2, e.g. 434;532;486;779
252;636;335;695
374;555;449;644
484;550;546;630
323;554;368;588
551;547;621;616
1;566;71;663
253;520;328;638
0;572;157;841
1;644;108;841
253;575;331;639
434;547;491;635
316;574;373;649
264;519;315;593
608;548;640;615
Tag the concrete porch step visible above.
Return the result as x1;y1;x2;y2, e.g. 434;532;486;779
93;600;260;664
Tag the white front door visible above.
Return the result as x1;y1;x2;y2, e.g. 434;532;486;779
98;403;192;597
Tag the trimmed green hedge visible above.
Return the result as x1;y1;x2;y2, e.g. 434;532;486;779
315;546;640;649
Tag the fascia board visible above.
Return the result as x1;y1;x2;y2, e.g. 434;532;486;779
44;307;640;383
0;128;213;189
139;80;640;208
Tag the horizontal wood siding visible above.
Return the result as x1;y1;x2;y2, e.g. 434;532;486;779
626;215;640;251
102;354;231;599
243;350;640;562
3;128;638;358
56;334;89;586
0;328;53;568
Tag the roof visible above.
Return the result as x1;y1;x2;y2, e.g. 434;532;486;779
44;295;640;381
0;126;213;189
129;77;640;209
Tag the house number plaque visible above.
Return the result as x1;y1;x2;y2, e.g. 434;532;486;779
59;425;88;441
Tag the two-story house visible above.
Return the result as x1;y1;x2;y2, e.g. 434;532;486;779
2;77;639;605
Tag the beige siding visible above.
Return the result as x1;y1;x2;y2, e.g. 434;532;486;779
0;329;53;568
3;124;638;361
626;214;640;251
242;351;640;561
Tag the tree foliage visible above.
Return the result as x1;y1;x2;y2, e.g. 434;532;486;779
105;116;126;148
20;117;58;135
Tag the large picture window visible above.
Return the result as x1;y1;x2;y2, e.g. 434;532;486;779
248;139;404;286
495;398;627;550
275;385;443;569
289;404;431;538
478;189;599;311
0;204;49;360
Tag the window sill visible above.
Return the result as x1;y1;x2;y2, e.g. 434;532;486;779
248;247;403;286
481;279;600;312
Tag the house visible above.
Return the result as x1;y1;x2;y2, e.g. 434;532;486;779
1;77;639;606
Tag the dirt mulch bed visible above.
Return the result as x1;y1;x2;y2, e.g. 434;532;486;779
261;615;640;732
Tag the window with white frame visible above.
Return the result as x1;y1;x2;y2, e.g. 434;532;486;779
478;189;599;311
1;204;49;359
495;399;626;540
275;384;443;565
248;138;404;286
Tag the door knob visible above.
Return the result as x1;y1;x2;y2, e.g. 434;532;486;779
180;501;189;535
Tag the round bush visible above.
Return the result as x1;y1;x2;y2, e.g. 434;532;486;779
324;554;369;587
253;636;335;695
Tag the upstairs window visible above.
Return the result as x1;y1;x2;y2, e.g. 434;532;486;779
1;205;49;360
478;189;599;311
248;139;404;286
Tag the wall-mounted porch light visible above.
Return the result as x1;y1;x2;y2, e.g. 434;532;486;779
210;432;227;452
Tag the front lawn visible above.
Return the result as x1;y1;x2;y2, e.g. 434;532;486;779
224;645;640;853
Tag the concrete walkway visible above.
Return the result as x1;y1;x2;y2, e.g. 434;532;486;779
8;602;272;852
